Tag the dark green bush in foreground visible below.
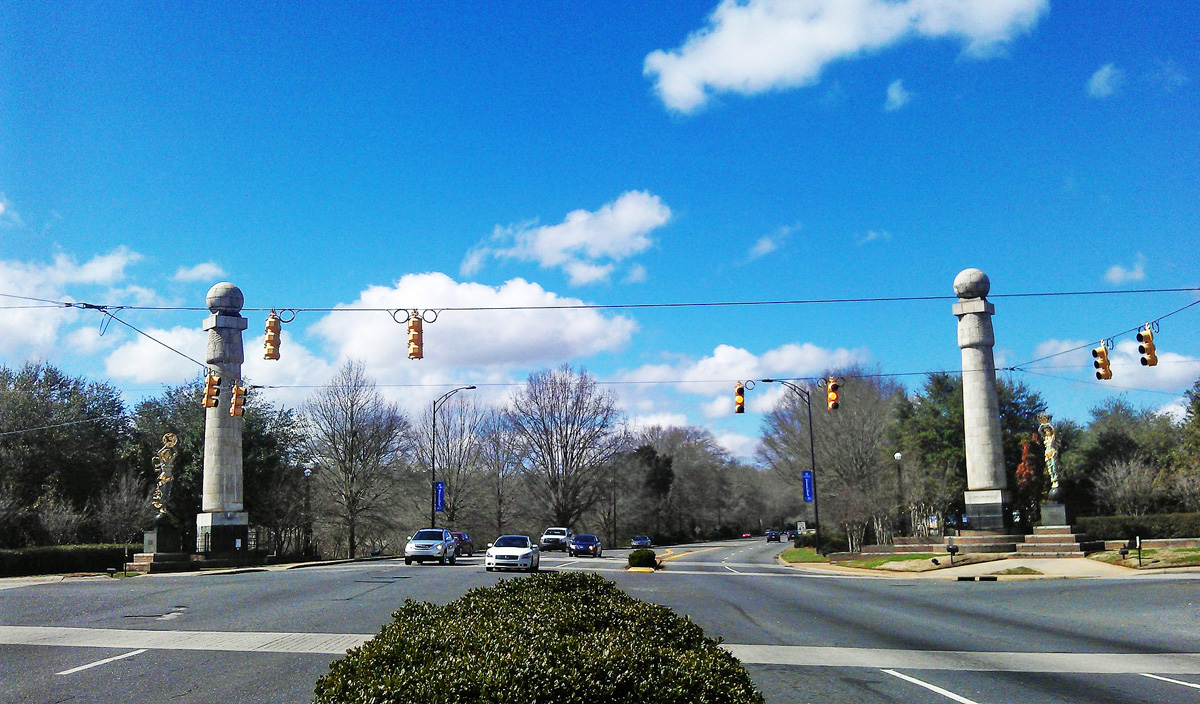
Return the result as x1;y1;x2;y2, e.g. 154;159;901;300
0;544;139;577
314;572;764;704
627;548;658;569
1075;512;1200;542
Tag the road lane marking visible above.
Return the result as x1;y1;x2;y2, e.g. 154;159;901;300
658;546;723;563
724;565;740;574
57;649;146;675
882;670;980;704
1141;673;1200;690
13;626;1200;676
721;644;1200;673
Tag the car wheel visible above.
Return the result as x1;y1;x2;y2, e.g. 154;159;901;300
485;566;492;572
530;562;538;573
439;553;446;565
405;557;412;565
448;552;456;565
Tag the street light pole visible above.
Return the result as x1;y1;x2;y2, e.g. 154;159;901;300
894;452;904;537
303;467;312;557
762;379;822;555
431;385;476;528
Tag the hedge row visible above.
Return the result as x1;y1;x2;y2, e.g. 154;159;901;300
314;572;764;704
1076;513;1200;542
0;544;139;578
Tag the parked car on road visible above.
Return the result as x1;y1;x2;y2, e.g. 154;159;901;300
539;527;573;552
451;531;475;557
568;534;603;558
404;528;458;565
630;535;652;549
766;530;781;543
742;532;752;538
485;535;540;573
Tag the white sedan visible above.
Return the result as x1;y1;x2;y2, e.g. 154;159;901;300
485;535;540;573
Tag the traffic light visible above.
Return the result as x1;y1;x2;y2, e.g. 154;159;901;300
1093;346;1112;380
734;381;745;414
826;377;840;410
202;373;221;408
230;383;246;417
1137;326;1158;367
264;311;281;361
407;312;423;360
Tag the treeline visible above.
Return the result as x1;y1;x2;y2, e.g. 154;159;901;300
4;360;1198;558
0;362;772;557
759;367;1200;550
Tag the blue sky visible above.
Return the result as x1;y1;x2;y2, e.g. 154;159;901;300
1;1;1197;458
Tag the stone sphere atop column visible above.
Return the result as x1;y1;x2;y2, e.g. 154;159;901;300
206;282;244;314
954;268;990;300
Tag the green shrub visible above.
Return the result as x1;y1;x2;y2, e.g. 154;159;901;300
0;544;139;577
314;572;763;704
1076;512;1200;542
792;533;816;549
628;548;658;569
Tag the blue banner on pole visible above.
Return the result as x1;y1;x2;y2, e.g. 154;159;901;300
801;471;814;503
435;481;446;512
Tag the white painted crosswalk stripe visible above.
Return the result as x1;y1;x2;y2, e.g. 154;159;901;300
882;669;980;704
57;649;146;675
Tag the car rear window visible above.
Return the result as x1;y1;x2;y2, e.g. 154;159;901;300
546;529;567;536
413;530;444;540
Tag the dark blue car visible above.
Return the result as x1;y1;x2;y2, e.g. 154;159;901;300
568;533;603;558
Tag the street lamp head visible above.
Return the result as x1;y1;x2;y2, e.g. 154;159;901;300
303;468;312;478
761;378;777;383
894;452;902;461
466;385;477;390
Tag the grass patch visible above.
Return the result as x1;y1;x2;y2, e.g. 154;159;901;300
779;547;827;563
989;566;1043;576
841;553;943;569
1089;547;1200;569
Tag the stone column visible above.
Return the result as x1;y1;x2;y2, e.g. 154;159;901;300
953;268;1009;531
196;282;250;553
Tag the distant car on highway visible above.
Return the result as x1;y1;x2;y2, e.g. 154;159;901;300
766;530;781;542
742;532;752;538
485;535;540;572
630;535;652;549
540;527;573;552
568;534;603;558
451;531;475;557
404;528;457;565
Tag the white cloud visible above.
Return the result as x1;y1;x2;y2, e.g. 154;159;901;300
1088;63;1124;99
748;223;799;261
884;79;912;111
857;229;891;245
0;248;146;359
462;191;671;286
174;262;227;283
1159;398;1188;423
624;264;648;284
309;273;638;375
0;194;22;228
714;431;760;460
644;0;1048;113
1029;339;1092;369
1108;339;1200;392
619;342;868;419
1153;59;1188;93
627;413;692;432
103;326;207;384
1105;254;1145;284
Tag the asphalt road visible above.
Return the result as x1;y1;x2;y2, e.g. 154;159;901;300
3;538;1200;703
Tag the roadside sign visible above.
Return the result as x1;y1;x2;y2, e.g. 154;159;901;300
798;521;806;532
801;470;814;503
435;481;446;513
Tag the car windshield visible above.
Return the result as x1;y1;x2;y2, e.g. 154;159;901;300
494;536;528;548
545;529;567;536
634;536;649;541
576;535;598;543
413;530;444;540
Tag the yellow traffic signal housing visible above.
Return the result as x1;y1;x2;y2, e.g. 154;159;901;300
734;381;745;414
826;377;840;410
1137;327;1158;367
230;383;246;417
202;373;221;408
264;311;281;361
407;313;423;360
1092;346;1112;380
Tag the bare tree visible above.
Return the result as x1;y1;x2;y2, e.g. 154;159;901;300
478;409;524;537
1093;456;1164;516
36;489;88;545
302;360;411;558
413;395;487;527
94;468;155;543
506;365;626;527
